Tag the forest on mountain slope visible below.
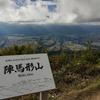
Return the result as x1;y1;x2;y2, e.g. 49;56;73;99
1;40;100;100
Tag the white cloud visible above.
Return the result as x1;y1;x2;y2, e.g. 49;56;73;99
17;3;49;22
0;0;16;21
0;0;52;23
0;0;100;24
55;0;100;24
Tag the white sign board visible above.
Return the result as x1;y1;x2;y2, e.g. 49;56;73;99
0;54;55;99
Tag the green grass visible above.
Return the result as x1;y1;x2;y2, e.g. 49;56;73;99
54;78;100;100
63;79;100;100
77;79;100;96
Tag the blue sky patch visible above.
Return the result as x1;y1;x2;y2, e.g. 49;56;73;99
13;0;56;12
42;0;54;1
48;5;57;12
13;0;26;7
31;0;37;1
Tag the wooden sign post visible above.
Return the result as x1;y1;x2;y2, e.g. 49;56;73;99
0;54;55;100
40;91;47;100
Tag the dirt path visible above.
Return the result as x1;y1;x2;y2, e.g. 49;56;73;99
81;92;100;100
89;92;100;100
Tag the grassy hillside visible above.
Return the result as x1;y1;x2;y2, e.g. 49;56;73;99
1;40;100;100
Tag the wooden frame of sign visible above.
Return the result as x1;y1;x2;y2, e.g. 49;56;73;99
0;54;55;100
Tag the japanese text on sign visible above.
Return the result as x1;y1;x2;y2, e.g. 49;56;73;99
4;62;43;74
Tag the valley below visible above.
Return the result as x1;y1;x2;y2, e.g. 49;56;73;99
0;32;100;51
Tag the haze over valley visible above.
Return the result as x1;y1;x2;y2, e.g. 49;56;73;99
0;23;100;51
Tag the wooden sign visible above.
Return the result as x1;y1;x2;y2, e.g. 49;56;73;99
0;54;55;99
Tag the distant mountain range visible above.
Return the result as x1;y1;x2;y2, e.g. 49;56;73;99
0;22;100;36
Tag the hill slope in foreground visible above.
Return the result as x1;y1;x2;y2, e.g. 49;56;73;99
1;41;100;100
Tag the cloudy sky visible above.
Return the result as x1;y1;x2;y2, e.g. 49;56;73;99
0;0;100;24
